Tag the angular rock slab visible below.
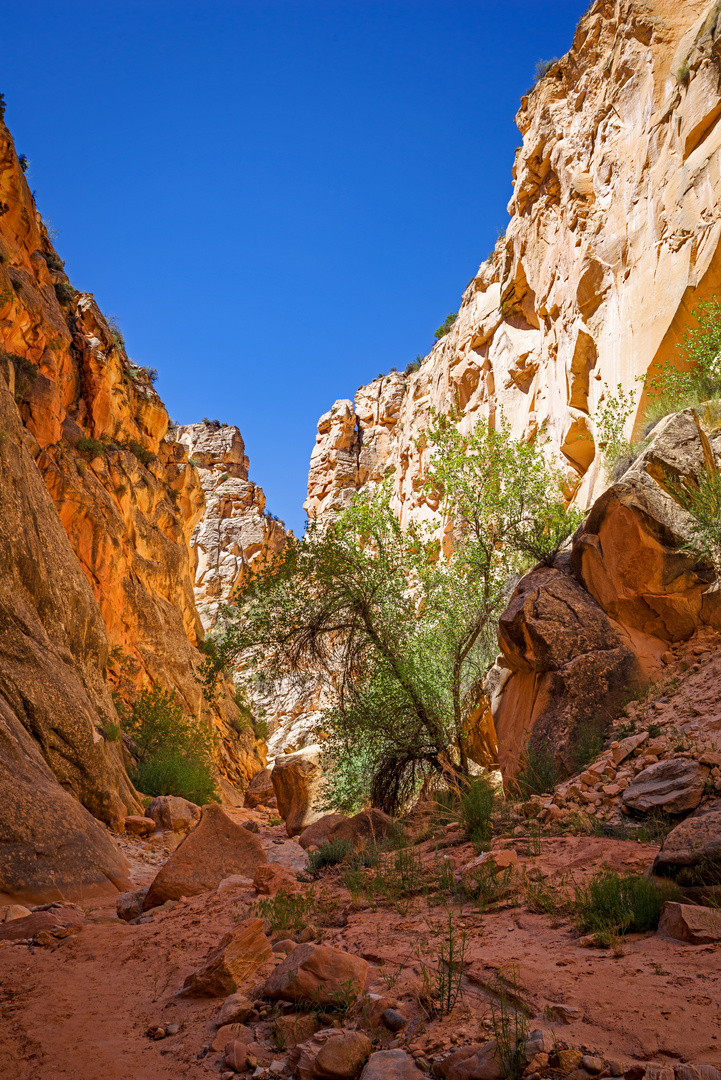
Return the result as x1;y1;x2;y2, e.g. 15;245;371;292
653;807;721;882
143;803;266;909
622;759;706;815
145;795;201;835
658;901;721;944
272;745;326;837
313;1030;372;1078
182;917;272;996
243;766;275;809
263;942;368;1006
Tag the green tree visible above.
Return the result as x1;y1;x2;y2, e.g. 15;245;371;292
642;296;721;424
209;412;582;813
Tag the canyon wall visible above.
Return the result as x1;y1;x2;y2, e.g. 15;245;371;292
305;0;721;775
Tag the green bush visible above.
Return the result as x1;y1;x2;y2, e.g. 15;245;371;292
516;745;560;796
670;464;721;576
44;252;65;272
533;57;558;84
54;282;75;305
434;313;457;341
307;838;353;877
573;867;679;945
124;438;154;466
125;682;219;804
458;776;495;849
77;436;106;456
569;715;606;774
404;355;423;375
642;297;721;425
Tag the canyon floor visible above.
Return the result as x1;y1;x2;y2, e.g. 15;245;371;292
1;633;721;1080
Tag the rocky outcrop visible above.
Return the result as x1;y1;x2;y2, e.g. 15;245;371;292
271;745;326;836
176;422;286;629
307;1;721;528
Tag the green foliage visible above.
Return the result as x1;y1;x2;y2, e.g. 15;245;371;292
54;282;75;305
0;93;5;121
595;382;641;477
124;438;154;466
568;714;606;774
533;58;558;84
5;352;38;400
18;153;28;173
44;252;65;272
250;889;315;935
107;315;125;350
573;867;679;945
642;297;721;424
405;355;423;375
126;363;158;385
76;436;106;456
487;966;529;1080
417;912;466;1018
100;721;122;743
515;745;561;796
307;838;353;877
253;718;270;741
210;409;583;816
459;776;495;848
434;313;457;340
669;465;721;575
126;682;218;804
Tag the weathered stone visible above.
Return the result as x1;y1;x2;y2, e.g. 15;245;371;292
182;918;272;996
116;886;149;922
244;767;276;809
313;1030;372;1078
263;943;368;1005
272;745;325;837
435;1041;503;1080
143;804;266;909
124;815;156;837
272;1012;319;1050
653;807;721;883
581;1057;604;1075
543;1003;581;1024
658;901;721;944
211;1023;253;1051
0;908;83;943
224;1041;248;1073
622;759;706;815
360;1049;425;1080
145;795;201;835
253;863;300;895
381;1008;407;1033
215;992;255;1027
299;814;349;851
1;904;31;922
331;809;394;848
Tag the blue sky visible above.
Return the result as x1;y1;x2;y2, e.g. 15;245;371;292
4;0;588;534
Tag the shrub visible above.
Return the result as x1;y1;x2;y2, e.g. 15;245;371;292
0;93;5;121
44;251;65;272
459;776;495;849
107;315;125;350
125;682;219;803
533;58;558;85
18;153;28;173
100;721;122;742
434;313;457;341
595;382;644;477
669;465;721;576
250;889;315;934
487;966;529;1080
307;838;353;877
54;282;75;305
5;352;38;400
404;355;423;375
76;436;106;456
516;745;560;796
573;867;680;945
568;715;606;774
253;718;270;741
641;297;721;424
124;439;154;466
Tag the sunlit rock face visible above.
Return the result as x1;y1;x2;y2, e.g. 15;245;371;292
307;0;721;525
176;422;286;630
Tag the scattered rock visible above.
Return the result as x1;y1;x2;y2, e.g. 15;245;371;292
299;814;349;851
331;809;394;849
2;905;31;922
216;992;255;1027
124;814;156;837
622;759;707;815
653;807;721;883
145;795;201;835
243;819;260;833
116;886;149;922
253;863;300;895
0;909;83;943
244;767;276;809
556;1049;583;1073
272;1012;319;1049
143;804;267;910
263;943;369;1005
544;1003;581;1024
271;745;326;836
381;1008;407;1033
224;1040;248;1073
182;917;272;996
313;1030;372;1077
211;1023;254;1051
273;938;297;954
360;1049;425;1079
581;1057;604;1075
658;901;721;944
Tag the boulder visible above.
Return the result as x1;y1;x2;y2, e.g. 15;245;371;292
0;908;84;943
224;1041;248;1073
263;942;369;1005
658;901;721;944
2;904;31;922
211;1023;253;1051
182;917;272;996
272;745;326;836
332;809;394;848
143;804;266;909
360;1050;425;1079
145;795;201;835
215;992;255;1027
253;863;300;895
313;1030;372;1078
116;886;149;922
653;807;721;883
299;814;349;851
244;767;275;809
435;1041;503;1080
622;759;707;815
124;815;156;837
273;1012;319;1049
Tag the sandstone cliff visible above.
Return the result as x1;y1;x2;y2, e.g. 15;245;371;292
307;0;721;526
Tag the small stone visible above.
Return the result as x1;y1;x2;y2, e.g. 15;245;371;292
313;1030;372;1077
212;1024;254;1052
224;1040;248;1072
243;819;260;833
124;814;156;837
658;901;721;944
153;1028;166;1040
273;938;297;954
544;1003;581;1024
581;1056;604;1075
2;905;31;922
182;919;272;997
165;1023;180;1036
609;1063;623;1077
557;1049;583;1074
360;1049;425;1079
381;1008;407;1033
216;992;255;1027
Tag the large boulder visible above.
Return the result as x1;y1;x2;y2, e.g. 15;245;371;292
145;795;201;835
143;804;266;909
182;917;272;996
299;814;349;851
263;942;368;1005
313;1031;372;1078
658;901;721;944
243;767;275;809
653;806;721;883
360;1050;425;1079
622;759;707;815
298;810;393;851
272;745;325;836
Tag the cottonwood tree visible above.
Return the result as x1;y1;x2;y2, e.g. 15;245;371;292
208;410;583;813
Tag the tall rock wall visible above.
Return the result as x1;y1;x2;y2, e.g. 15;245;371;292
307;0;721;526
